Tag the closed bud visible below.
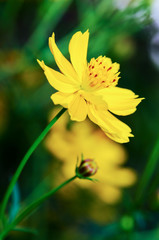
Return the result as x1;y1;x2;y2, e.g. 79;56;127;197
76;159;98;178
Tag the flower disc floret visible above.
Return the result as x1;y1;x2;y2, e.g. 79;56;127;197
82;56;120;91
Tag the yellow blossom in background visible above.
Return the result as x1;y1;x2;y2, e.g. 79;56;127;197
45;108;137;204
38;30;144;143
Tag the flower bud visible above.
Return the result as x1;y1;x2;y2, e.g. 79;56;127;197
76;159;98;178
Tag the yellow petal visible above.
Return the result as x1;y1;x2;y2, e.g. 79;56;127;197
69;30;89;81
88;105;133;143
68;93;88;121
51;92;74;108
37;60;79;93
82;91;108;111
94;184;122;204
99;87;144;116
49;33;79;82
103;168;137;187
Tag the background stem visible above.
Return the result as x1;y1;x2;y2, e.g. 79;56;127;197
136;135;159;204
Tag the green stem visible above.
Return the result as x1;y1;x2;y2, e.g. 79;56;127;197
0;108;66;224
0;176;76;239
11;227;38;236
136;135;159;204
16;176;76;224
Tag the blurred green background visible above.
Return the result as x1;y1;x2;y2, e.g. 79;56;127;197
1;0;159;239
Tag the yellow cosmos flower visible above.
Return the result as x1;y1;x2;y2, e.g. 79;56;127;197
45;109;137;204
38;30;144;143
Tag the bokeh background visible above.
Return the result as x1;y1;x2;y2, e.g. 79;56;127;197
0;0;159;239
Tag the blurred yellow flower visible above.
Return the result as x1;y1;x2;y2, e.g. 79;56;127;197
46;108;137;204
38;30;144;143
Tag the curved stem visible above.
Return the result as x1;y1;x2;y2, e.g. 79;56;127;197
0;175;76;240
0;108;66;224
136;135;159;205
15;176;76;225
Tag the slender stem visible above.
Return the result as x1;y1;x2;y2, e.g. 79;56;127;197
11;227;38;236
15;176;76;225
0;108;66;224
0;176;76;239
136;135;159;204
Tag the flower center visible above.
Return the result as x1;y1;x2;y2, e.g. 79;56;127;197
85;56;120;91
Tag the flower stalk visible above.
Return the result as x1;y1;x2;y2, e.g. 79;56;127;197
0;175;77;240
0;156;98;239
0;108;66;225
14;157;97;228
